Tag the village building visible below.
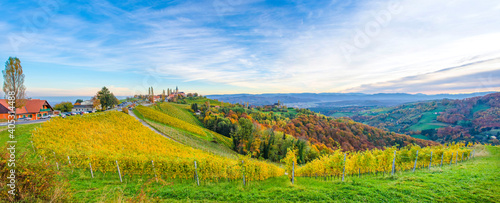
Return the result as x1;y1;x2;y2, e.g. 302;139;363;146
72;100;97;112
0;99;53;120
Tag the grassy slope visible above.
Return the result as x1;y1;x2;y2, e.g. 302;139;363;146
183;98;229;107
408;106;450;131
410;134;431;140
133;107;234;153
157;102;233;147
472;103;490;114
3;123;499;202
154;103;203;127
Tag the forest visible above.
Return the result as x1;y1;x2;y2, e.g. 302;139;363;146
349;92;500;144
182;96;437;164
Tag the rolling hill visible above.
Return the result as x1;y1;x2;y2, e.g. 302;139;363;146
349;92;500;144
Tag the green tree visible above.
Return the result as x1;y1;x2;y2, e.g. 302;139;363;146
191;103;199;112
96;86;118;110
2;57;27;118
75;99;83;104
54;102;73;112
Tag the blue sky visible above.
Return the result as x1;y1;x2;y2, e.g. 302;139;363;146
1;0;499;96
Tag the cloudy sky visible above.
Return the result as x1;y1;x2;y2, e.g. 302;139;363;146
1;0;499;96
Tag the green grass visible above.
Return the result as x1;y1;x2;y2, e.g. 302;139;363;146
0;123;41;155
133;107;233;148
330;112;354;118
408;106;450;131
410;134;431;140
182;97;229;107
154;102;203;127
133;107;233;149
4;124;500;202
145;120;238;159
363;107;392;115
74;145;500;202
472;103;490;114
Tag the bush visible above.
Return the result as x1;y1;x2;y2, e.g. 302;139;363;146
0;150;69;202
122;107;129;114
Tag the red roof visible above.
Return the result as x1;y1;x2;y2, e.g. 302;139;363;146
0;99;53;114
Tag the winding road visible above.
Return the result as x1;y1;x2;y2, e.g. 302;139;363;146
128;109;180;143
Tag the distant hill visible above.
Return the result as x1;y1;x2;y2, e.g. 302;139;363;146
207;92;495;108
182;96;437;160
348;92;500;144
277;114;438;152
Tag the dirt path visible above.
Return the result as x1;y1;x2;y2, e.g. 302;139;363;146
128;110;180;144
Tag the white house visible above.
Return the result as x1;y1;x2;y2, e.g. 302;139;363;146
72;100;97;112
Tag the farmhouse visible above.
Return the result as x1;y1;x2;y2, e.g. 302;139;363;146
0;99;53;120
72;100;97;112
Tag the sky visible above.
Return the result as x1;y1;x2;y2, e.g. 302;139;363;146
1;0;499;96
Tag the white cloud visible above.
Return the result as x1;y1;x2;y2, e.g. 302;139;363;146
1;0;499;95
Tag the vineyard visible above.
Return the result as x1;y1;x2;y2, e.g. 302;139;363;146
295;143;474;179
153;102;203;127
135;105;207;136
146;120;239;159
135;105;233;148
31;111;284;182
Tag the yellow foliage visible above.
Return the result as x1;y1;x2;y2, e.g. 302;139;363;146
136;105;206;136
32;111;283;181
297;143;473;177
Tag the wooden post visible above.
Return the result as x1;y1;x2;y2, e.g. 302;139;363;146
391;150;396;175
31;141;36;152
473;149;475;158
428;151;433;170
461;152;464;162
152;160;158;182
358;168;360;178
413;150;418;172
292;161;295;184
116;160;123;182
89;161;94;178
242;160;245;186
194;161;200;186
455;153;458;165
440;153;443;167
53;152;59;170
450;152;453;165
67;155;72;165
342;153;346;181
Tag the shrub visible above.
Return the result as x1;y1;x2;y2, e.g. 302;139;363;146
0;150;69;202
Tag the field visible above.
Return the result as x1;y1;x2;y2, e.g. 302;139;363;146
411;134;432;140
134;104;233;148
408;107;450;131
182;97;230;107
1;122;498;202
153;102;203;127
28;112;283;186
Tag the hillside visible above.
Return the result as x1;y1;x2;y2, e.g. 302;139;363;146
279;115;437;151
350;92;500;144
184;96;438;163
207;92;494;107
1;124;497;202
31;111;283;182
133;103;236;158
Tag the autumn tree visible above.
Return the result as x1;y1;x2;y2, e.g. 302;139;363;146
54;102;73;112
91;96;101;111
2;57;26;118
